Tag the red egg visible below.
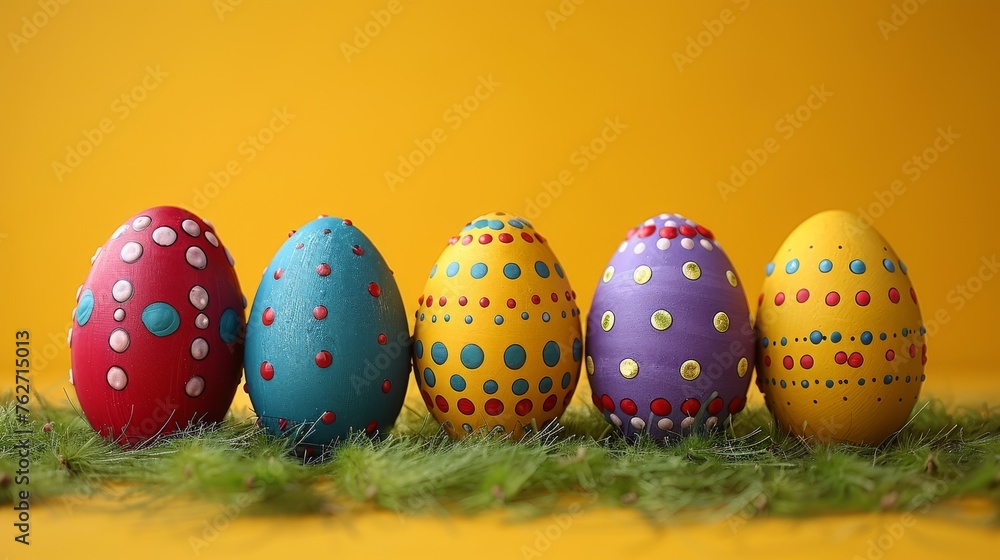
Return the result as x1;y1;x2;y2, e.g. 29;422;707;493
70;207;246;445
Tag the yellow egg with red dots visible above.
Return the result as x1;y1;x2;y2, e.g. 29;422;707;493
412;212;583;440
755;210;926;444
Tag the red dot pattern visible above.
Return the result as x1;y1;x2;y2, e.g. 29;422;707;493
847;352;864;368
601;394;615;412
707;397;724;415
485;398;504;416
435;395;450;412
315;350;333;368
542;394;558;412
650;398;671;416
262;307;275;326
515;399;533;416
681;398;701;416
260;361;274;380
458;398;475;415
856;290;870;306
620;398;638;415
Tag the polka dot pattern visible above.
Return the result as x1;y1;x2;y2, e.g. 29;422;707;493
755;210;926;444
243;215;410;448
412;212;581;440
587;213;755;442
71;207;246;444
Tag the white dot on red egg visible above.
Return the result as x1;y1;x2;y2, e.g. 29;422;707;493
68;368;73;385
190;338;209;360
132;216;151;231
186;246;207;269
106;366;128;390
189;285;209;309
121;241;143;263
114;308;126;322
112;279;133;302
108;328;130;353
225;247;235;266
195;313;209;329
185;375;206;397
181;219;201;237
204;231;219;247
152;226;177;247
111;224;128;239
90;246;102;264
67;328;72;346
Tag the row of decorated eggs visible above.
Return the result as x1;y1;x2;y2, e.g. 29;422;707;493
70;207;925;449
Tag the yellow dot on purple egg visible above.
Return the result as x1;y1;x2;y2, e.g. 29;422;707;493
738;357;749;377
586;355;595;375
726;270;738;287
650;309;672;331
633;265;652;285
680;359;701;381
682;261;701;280
601;311;615;331
603;266;614;283
619;358;639;379
714;312;730;333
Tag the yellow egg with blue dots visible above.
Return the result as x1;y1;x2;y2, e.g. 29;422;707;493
412;212;582;439
755;210;926;444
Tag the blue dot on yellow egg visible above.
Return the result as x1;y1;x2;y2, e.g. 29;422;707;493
543;341;561;367
505;344;527;369
461;344;484;369
431;342;448;365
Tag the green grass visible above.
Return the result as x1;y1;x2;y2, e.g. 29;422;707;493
2;393;999;522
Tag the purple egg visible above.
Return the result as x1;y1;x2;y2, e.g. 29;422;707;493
586;213;755;441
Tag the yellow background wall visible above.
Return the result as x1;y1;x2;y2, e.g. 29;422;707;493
2;0;997;408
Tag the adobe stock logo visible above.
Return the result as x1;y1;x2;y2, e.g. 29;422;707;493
384;75;501;191
672;0;751;73
7;0;71;54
